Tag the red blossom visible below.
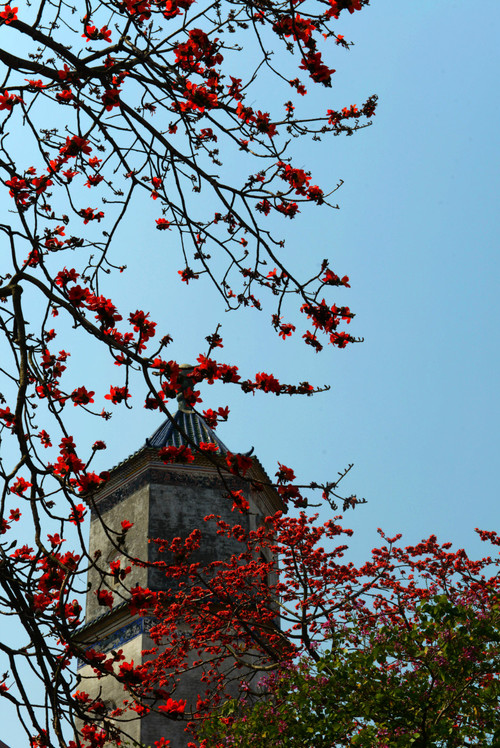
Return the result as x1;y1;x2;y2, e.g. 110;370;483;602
67;285;90;306
79;207;105;223
52;451;85;476
0;407;15;427
0;5;17;23
96;589;114;608
104;386;131;404
255;371;281;393
56;89;74;103
25;79;46;89
87;294;122;327
183;387;202;407
299;52;336;86
82;24;112;43
276;463;296;483
254;111;277;138
198;441;219;453
158;697;186;715
38;430;52;447
178;267;199;284
84;174;104;188
303;330;323;352
69;503;86;524
272;315;296;340
225;451;253;476
159;445;195;464
307;185;324;203
228;489;250;513
80;724;108;748
178;80;218;113
118;659;148;685
197;128;217;141
5;175;29;203
59;135;91;158
275;201;299;218
129;309;157;348
76;472;106;493
322;269;350;287
101;88;121;111
256;198;271;216
70;386;95;406
227;76;243;100
128;585;155;615
289;77;307;95
202;408;221;428
273;14;316;44
0;90;23;110
10;476;32;495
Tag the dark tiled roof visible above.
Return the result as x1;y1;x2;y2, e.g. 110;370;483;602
77;599;128;635
145;408;230;454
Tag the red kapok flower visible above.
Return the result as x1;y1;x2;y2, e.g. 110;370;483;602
101;88;120;111
104;386;130;404
178;267;199;284
56;89;74;103
71;386;95;406
10;476;32;495
225;451;253;476
0;5;17;24
0;90;23;110
158;698;186;716
159;445;195;464
198;441;219;453
69;503;86;524
96;589;114;609
82;24;112;43
228;489;250;513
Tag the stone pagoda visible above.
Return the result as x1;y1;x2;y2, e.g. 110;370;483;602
77;383;283;747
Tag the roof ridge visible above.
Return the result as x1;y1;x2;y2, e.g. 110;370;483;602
145;409;230;454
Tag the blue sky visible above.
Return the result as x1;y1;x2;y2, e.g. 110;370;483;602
1;1;499;744
91;0;498;562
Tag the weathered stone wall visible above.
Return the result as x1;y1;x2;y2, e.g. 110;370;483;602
147;476;253;590
79;452;282;746
86;483;149;622
76;625;145;746
76;622;241;748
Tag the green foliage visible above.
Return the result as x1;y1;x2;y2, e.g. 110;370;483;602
199;592;500;747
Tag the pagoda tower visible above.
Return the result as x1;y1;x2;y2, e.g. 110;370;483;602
76;385;283;747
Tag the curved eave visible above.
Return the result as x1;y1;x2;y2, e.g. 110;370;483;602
83;409;284;513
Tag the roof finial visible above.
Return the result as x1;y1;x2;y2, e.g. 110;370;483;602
176;363;194;413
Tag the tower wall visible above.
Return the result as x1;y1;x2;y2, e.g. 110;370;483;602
86;482;150;622
77;427;283;747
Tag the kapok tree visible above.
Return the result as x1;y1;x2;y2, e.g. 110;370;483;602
197;528;500;747
0;0;375;745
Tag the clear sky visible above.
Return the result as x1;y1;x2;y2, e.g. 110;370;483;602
1;1;499;745
92;0;498;563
